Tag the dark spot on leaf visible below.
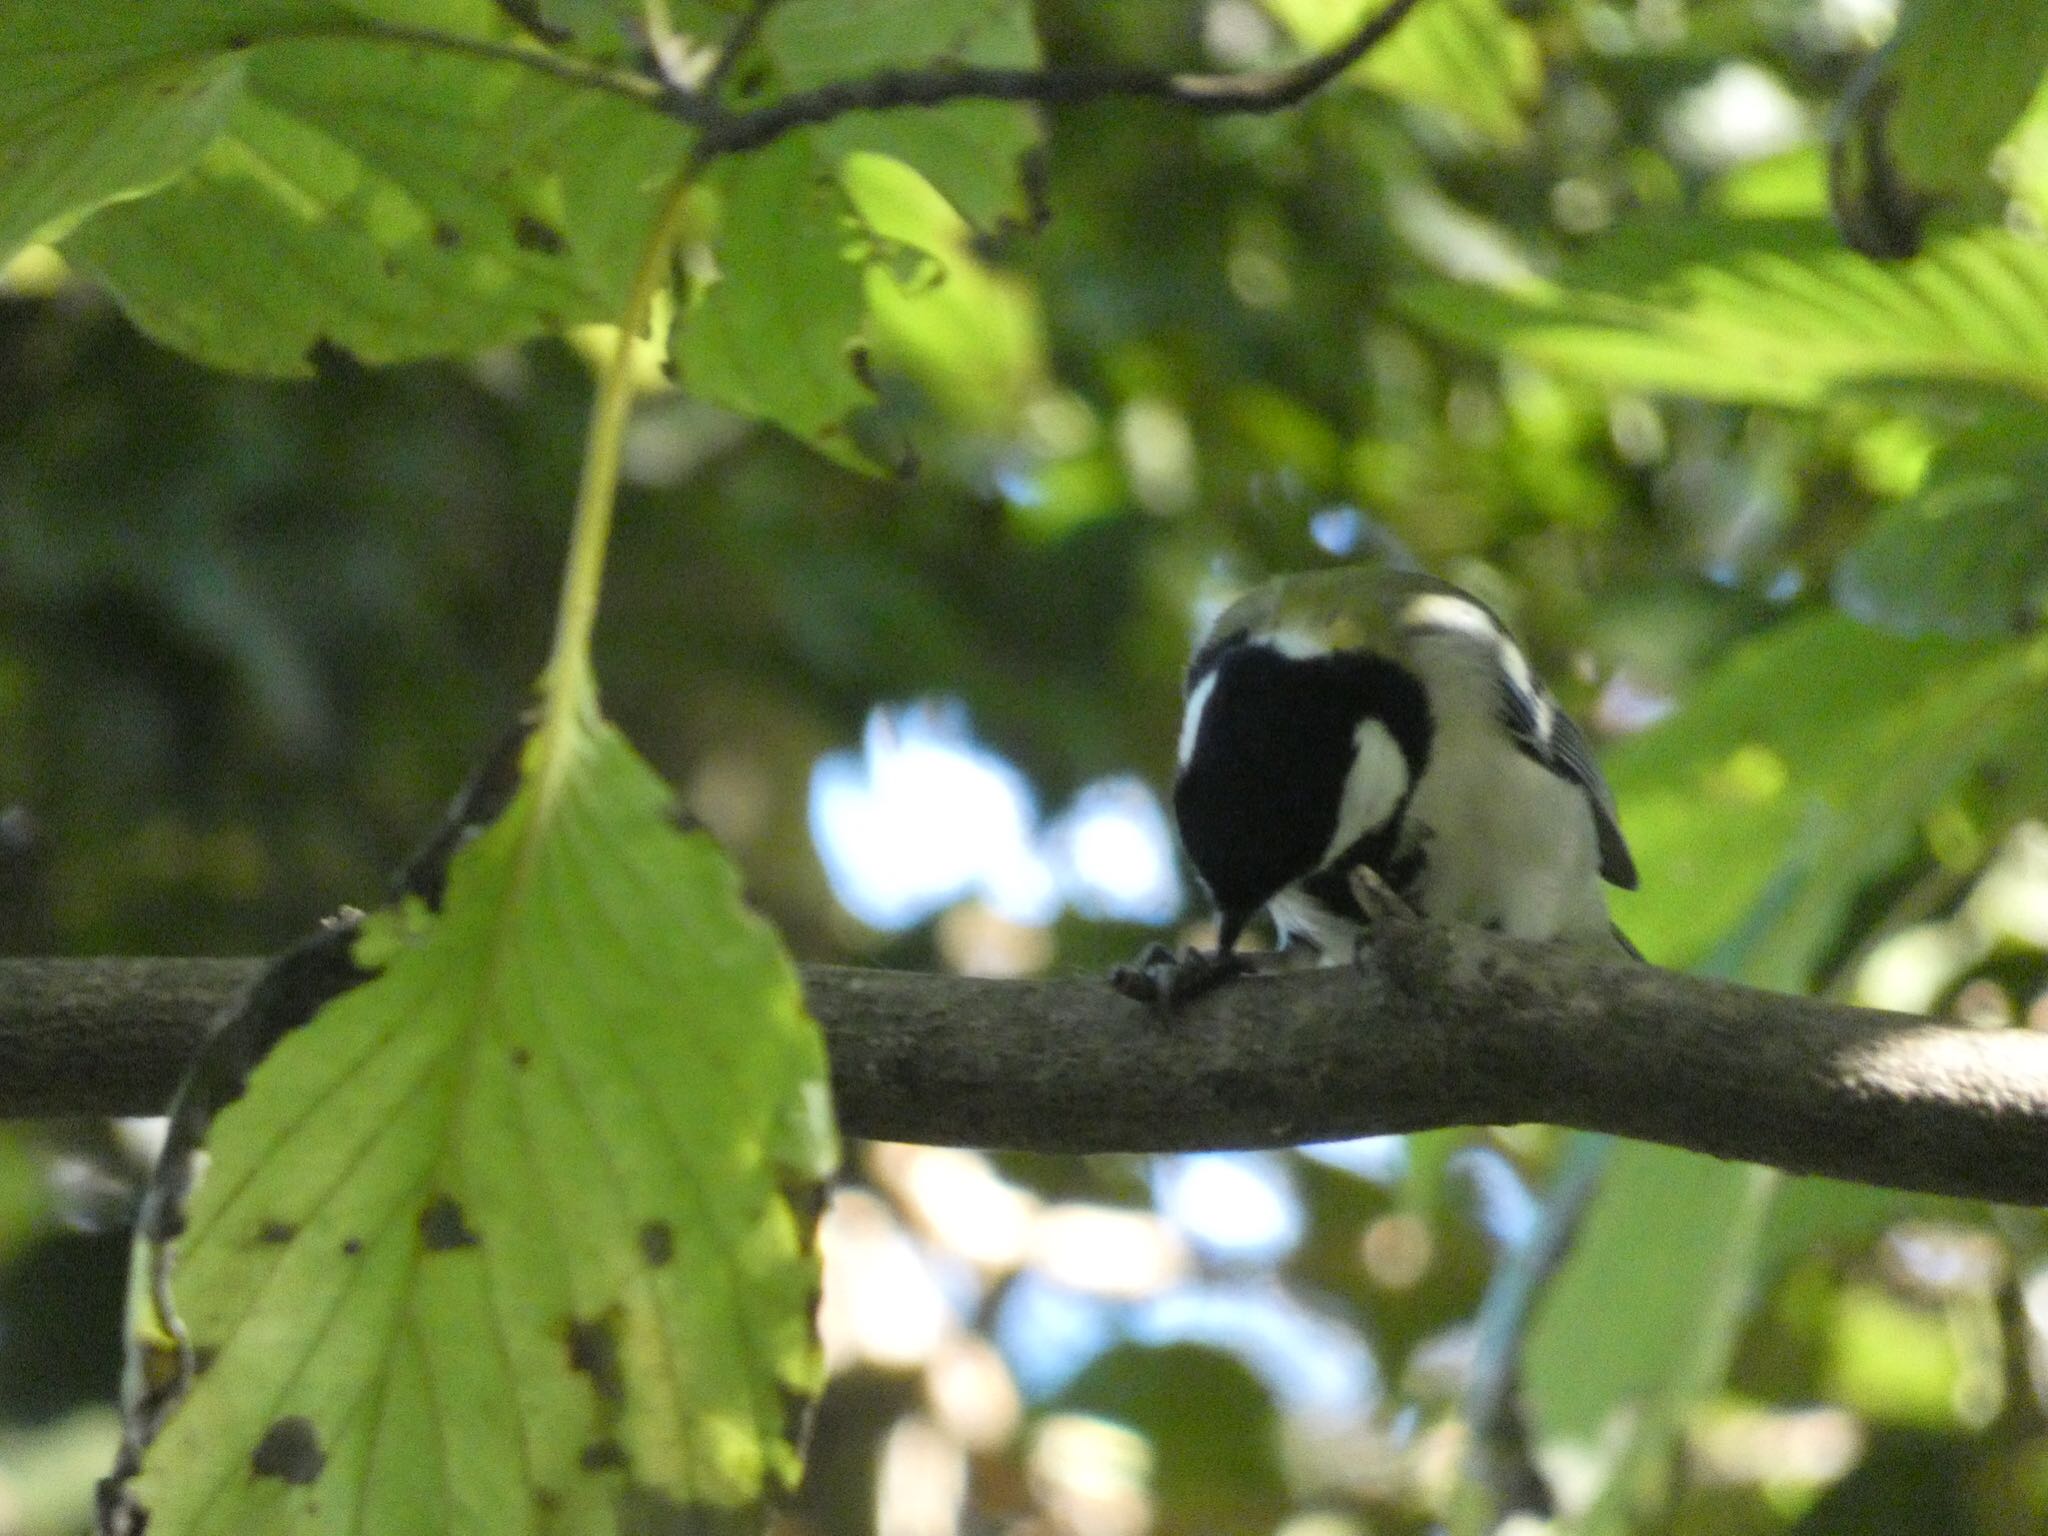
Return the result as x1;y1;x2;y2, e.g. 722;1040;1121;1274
638;1221;674;1268
778;1170;826;1254
381;254;401;278
305;338;353;376
535;1488;561;1516
251;1417;325;1485
510;1045;532;1069
341;1237;363;1256
256;1219;295;1244
513;214;566;256
225;33;252;49
849;344;877;392
433;221;462;251
192;1344;219;1377
418;1195;480;1251
778;1382;814;1465
565;1313;625;1406
580;1439;628;1471
735;62;771;99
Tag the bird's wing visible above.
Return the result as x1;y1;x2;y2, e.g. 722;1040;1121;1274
1494;661;1639;890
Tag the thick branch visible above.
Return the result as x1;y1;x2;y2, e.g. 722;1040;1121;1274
3;924;2045;1204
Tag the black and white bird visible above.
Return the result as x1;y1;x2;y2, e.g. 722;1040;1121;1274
1121;565;1637;1004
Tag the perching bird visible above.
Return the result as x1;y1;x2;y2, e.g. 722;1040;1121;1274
1118;565;1637;1005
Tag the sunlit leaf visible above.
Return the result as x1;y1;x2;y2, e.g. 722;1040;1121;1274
843;152;1048;433
761;0;1043;231
1262;0;1537;145
676;133;874;461
1831;0;2048;255
1403;218;2048;407
1607;611;2045;979
1524;612;2046;1529
18;2;686;375
1523;1147;1774;1454
104;720;837;1536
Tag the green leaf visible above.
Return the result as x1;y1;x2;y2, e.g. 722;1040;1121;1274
16;3;686;374
1261;0;1537;145
1830;0;2048;256
1523;613;2045;1528
1607;611;2045;980
1834;410;2048;638
0;18;243;267
1524;1146;1775;1447
842;152;1048;432
675;133;873;458
106;719;837;1536
761;0;1044;231
1402;217;2048;407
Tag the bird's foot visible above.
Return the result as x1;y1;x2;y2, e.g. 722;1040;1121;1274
1347;867;1420;972
1110;942;1255;1016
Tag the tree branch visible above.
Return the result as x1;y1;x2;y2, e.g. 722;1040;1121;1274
685;0;1427;154
4;922;2046;1204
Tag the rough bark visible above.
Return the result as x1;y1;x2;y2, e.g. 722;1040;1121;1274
4;923;2045;1204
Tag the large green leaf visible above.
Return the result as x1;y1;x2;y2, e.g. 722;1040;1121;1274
5;2;687;375
1830;0;2048;256
1834;409;2048;638
1608;611;2044;977
1523;1148;1775;1468
1261;0;1537;145
103;719;837;1536
0;10;243;267
1403;217;2048;407
1522;612;2045;1529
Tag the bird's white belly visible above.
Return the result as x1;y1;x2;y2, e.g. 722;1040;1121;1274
1406;725;1609;942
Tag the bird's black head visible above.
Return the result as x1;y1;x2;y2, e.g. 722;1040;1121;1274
1172;635;1432;950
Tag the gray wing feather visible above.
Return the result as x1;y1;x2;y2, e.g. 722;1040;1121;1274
1496;667;1639;891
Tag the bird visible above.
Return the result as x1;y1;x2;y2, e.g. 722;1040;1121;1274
1116;564;1638;1007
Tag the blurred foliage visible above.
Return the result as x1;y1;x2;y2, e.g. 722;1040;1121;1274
3;0;2048;1533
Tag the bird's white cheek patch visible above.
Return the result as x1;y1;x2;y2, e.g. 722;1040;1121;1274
1324;718;1408;864
1178;672;1219;767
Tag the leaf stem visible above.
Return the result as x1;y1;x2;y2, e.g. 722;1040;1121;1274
532;167;697;807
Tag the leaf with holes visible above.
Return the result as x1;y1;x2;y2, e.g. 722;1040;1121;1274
2;2;687;375
760;0;1043;232
101;719;838;1536
674;133;875;464
1261;0;1537;145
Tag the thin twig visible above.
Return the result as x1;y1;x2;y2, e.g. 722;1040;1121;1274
321;0;1428;161
699;0;778;103
688;0;1428;154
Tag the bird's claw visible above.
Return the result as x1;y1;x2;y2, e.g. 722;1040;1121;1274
1110;942;1253;1017
1347;865;1418;925
1347;867;1420;973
